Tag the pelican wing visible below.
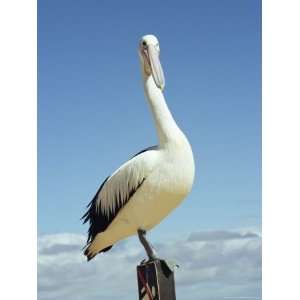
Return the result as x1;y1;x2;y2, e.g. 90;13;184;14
82;146;157;247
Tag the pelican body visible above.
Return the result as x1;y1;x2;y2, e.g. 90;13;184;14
82;35;195;260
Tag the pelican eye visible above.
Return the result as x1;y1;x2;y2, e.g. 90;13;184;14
142;41;147;47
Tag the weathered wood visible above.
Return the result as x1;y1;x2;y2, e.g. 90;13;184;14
137;259;176;300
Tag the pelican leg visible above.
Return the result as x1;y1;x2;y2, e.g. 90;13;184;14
137;229;157;261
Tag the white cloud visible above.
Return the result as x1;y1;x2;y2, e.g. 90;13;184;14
38;230;261;300
187;230;259;242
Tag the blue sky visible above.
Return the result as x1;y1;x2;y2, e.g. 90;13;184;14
38;0;261;236
38;0;261;298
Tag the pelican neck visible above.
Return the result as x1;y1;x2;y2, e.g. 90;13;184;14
143;76;183;146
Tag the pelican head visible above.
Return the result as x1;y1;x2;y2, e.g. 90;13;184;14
139;34;165;91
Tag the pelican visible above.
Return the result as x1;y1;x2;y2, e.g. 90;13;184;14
82;34;195;261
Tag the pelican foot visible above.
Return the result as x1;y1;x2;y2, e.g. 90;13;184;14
161;259;179;273
139;257;179;273
137;229;179;273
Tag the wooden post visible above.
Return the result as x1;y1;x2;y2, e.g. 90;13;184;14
137;259;176;300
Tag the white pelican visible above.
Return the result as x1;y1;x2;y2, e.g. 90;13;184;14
82;34;195;261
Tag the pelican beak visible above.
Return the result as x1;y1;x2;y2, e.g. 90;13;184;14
146;44;165;90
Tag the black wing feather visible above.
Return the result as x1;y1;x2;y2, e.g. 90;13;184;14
81;176;110;244
131;145;157;158
82;176;146;254
82;147;155;257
